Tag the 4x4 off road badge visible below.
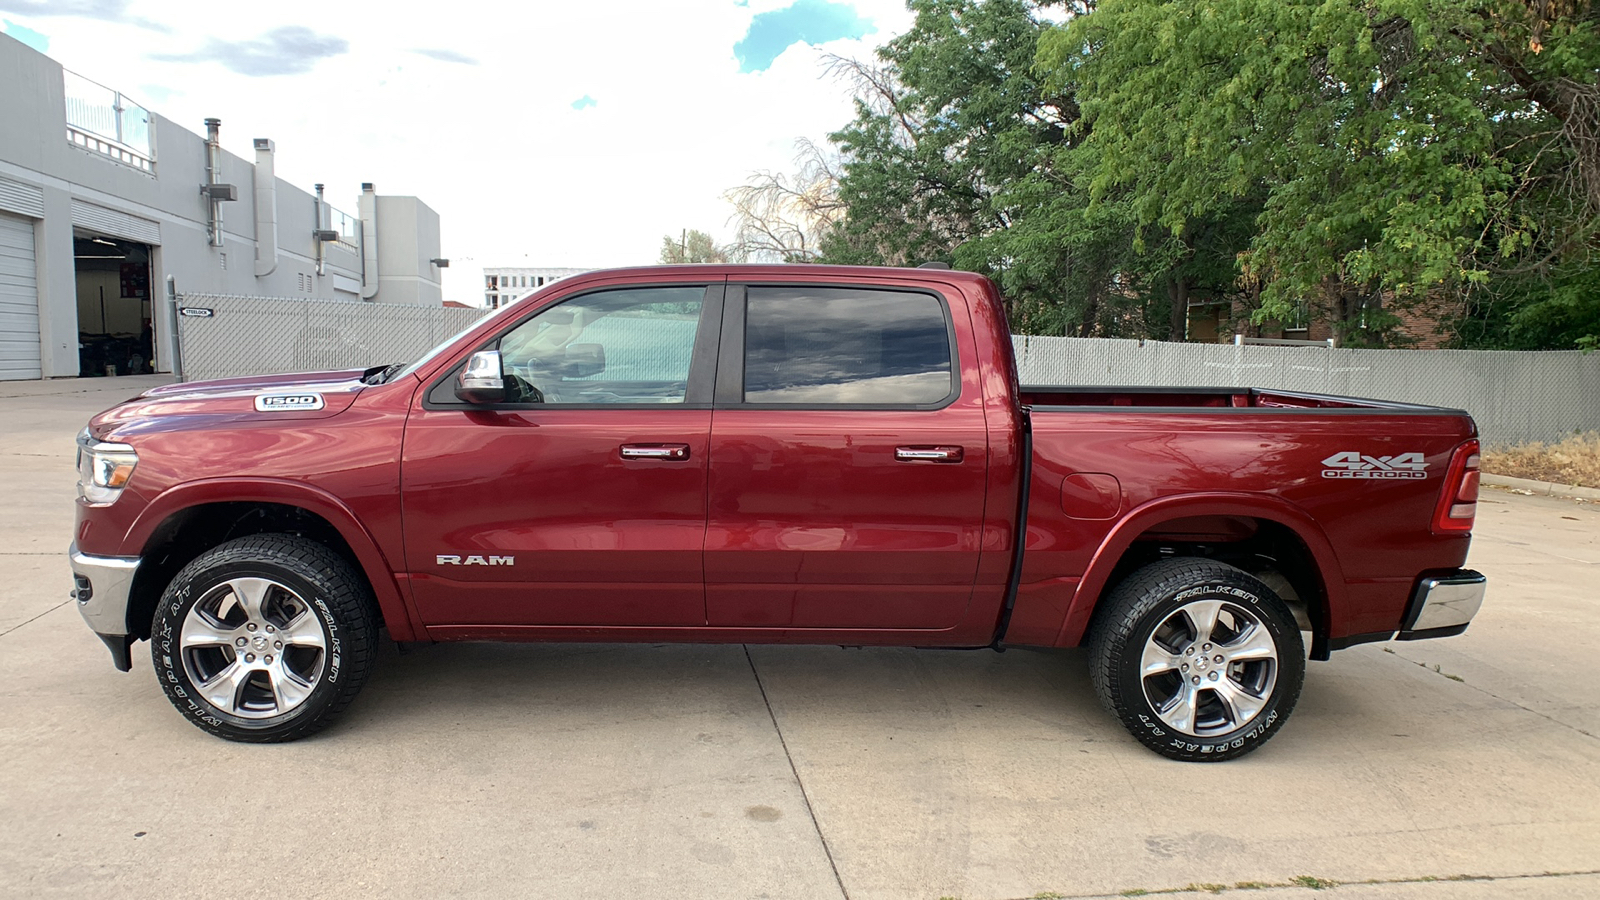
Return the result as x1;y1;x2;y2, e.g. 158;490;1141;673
1321;451;1428;480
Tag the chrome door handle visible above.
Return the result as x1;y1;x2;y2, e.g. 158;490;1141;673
620;444;691;461
895;446;964;462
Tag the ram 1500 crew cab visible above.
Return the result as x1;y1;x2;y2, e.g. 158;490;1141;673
70;265;1485;760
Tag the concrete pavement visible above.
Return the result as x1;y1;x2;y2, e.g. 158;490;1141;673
0;376;1596;899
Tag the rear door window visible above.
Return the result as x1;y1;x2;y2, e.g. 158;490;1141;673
741;287;955;406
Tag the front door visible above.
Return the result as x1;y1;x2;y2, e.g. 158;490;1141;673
705;284;990;630
402;283;720;628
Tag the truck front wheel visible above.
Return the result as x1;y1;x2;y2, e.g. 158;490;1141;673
150;535;377;742
1088;558;1305;761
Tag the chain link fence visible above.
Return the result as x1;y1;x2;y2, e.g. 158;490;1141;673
1014;335;1600;446
175;293;488;383
170;294;1595;447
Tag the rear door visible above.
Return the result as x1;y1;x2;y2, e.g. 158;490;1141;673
704;283;990;629
402;282;721;628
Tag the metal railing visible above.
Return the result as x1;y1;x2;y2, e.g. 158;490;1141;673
329;207;360;246
63;70;154;172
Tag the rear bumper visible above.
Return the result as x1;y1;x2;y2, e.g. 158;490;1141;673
68;543;141;671
1397;569;1486;641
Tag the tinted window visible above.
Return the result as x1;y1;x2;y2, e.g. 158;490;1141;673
498;287;704;404
743;288;953;405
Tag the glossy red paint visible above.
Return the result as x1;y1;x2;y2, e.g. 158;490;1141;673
1020;406;1475;646
402;407;713;626
85;375;419;640
704;279;990;636
76;263;1480;656
705;406;990;633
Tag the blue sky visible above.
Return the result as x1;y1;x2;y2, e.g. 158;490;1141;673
736;0;874;72
0;0;912;306
1;18;47;52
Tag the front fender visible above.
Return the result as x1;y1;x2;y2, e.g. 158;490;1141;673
123;478;422;642
1054;492;1347;651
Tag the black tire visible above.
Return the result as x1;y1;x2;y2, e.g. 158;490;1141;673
1088;558;1305;761
150;534;376;742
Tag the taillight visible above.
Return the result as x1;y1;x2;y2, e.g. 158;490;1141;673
1432;440;1480;534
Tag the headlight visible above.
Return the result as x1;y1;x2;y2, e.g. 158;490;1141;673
76;428;138;505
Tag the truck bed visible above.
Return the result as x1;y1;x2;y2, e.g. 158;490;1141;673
1005;385;1478;652
1020;385;1463;413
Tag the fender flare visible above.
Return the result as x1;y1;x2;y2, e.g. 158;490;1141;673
1053;492;1347;650
123;478;421;642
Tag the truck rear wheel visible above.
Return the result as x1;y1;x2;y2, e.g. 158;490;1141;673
1088;558;1304;761
150;535;376;742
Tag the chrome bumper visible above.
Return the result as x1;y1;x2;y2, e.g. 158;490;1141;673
1398;569;1486;641
69;543;141;670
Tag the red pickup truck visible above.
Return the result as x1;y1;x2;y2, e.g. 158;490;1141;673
70;265;1485;760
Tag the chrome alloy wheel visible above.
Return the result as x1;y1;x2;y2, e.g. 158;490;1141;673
179;577;327;719
1139;598;1279;737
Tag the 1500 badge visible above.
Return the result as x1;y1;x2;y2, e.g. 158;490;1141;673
254;393;325;411
1321;451;1428;479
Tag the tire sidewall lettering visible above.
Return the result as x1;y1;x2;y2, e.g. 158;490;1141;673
148;536;368;741
1095;561;1305;762
1138;587;1287;755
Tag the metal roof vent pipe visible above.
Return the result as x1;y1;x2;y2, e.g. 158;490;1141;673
203;118;226;246
252;138;278;278
313;183;327;276
359;182;378;300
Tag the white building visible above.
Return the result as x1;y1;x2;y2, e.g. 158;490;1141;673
0;34;445;380
483;267;592;309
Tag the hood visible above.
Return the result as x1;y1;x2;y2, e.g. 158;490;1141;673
91;369;369;439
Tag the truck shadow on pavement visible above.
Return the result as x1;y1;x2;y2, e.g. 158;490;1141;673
342;639;1122;745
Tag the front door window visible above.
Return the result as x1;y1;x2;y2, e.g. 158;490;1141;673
497;287;704;405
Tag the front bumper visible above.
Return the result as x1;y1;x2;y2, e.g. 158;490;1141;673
68;543;141;671
1397;569;1486;641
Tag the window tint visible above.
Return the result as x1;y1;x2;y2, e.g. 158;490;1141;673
498;287;704;404
743;288;953;405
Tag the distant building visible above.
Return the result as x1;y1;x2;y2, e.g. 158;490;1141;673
1188;295;1452;348
483;267;591;309
0;33;445;380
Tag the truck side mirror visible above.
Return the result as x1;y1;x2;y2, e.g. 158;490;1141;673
563;343;605;378
455;350;506;404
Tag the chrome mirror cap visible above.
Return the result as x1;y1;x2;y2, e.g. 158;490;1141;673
455;350;505;404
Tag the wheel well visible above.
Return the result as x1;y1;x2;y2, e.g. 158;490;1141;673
1098;515;1329;657
125;502;373;640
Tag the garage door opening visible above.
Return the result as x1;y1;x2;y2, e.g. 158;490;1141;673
74;234;154;376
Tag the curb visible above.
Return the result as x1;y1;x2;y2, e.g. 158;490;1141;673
1482;473;1600;501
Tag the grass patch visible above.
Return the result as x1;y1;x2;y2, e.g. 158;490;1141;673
1290;875;1338;889
1483;432;1600;489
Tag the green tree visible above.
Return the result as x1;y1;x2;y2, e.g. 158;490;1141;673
659;229;733;264
816;0;1255;338
1039;0;1600;347
817;0;1085;323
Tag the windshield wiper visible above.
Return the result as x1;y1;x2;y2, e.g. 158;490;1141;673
362;363;408;385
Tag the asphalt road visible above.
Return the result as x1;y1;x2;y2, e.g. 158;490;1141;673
1;375;1596;900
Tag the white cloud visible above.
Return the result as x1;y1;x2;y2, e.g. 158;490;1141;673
12;0;914;305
